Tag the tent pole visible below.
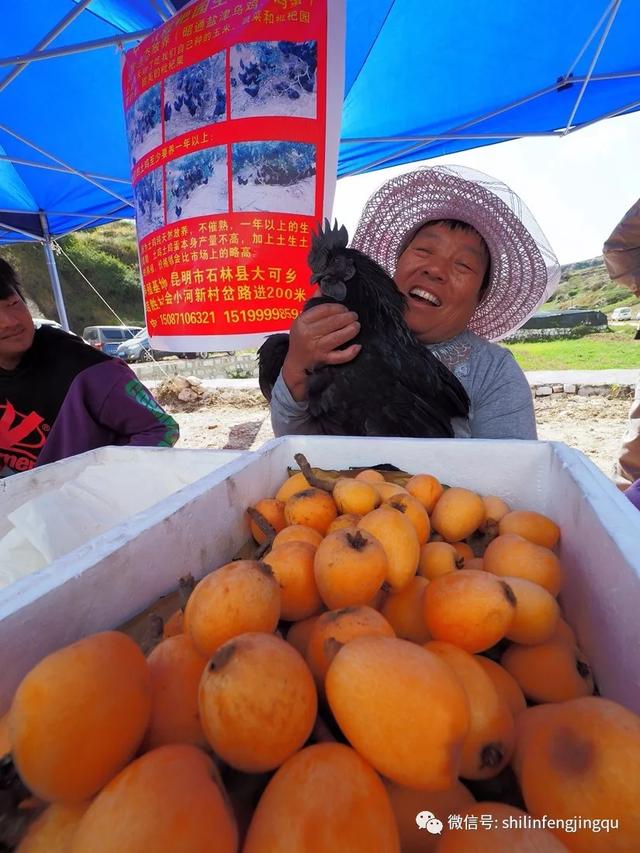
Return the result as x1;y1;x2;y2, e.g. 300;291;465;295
0;0;94;93
563;0;622;134
58;206;133;238
0;155;131;184
0;222;43;241
0;29;155;67
0;123;132;205
0;207;126;220
160;0;178;16
564;95;640;134
340;78;562;177
39;214;70;332
342;131;562;144
562;0;619;81
340;62;639;177
148;0;170;22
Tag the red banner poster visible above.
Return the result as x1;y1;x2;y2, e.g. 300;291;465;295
121;0;345;352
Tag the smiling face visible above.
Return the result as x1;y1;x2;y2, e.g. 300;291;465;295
0;288;35;370
394;221;490;343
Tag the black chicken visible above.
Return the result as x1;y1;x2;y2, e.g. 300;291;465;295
257;220;470;437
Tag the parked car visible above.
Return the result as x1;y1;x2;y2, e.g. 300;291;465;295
115;328;208;363
611;307;632;321
82;325;143;355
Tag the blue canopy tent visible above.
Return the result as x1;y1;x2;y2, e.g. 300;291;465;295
0;0;638;327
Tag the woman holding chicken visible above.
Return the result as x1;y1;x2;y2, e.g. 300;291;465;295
268;165;560;440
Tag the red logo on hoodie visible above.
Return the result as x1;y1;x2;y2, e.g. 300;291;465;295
0;402;48;471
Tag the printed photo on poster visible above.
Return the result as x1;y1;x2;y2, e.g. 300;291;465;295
232;141;316;215
230;41;317;119
134;168;164;239
126;84;162;166
121;0;345;352
164;52;227;141
166;146;228;223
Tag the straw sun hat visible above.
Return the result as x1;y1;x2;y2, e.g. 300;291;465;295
350;164;561;341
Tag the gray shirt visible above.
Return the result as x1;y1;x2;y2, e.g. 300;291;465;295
269;329;536;440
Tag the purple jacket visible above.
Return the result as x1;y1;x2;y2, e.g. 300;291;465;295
625;479;640;511
36;360;179;467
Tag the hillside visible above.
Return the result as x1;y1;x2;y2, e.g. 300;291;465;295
2;221;638;334
0;221;143;334
543;256;640;316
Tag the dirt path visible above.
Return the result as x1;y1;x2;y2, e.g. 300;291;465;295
533;394;631;479
168;390;633;482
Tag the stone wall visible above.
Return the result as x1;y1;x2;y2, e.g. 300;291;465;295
132;352;259;381
531;382;635;399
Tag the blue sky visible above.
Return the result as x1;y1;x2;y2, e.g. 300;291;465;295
334;109;640;266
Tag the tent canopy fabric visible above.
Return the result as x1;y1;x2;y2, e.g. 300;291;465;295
0;0;638;244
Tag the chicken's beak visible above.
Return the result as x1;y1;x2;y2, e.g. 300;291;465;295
310;273;322;283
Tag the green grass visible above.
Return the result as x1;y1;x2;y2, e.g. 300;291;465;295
501;326;639;371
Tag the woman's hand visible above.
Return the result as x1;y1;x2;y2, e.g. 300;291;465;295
282;303;361;401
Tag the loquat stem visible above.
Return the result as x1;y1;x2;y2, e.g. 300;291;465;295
247;507;276;541
294;453;335;493
150;612;164;639
253;542;270;560
246;507;276;559
256;561;275;579
178;573;195;610
141;612;164;655
254;540;273;560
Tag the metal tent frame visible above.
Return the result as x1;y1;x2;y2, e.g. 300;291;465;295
0;0;636;326
0;0;176;328
341;0;631;176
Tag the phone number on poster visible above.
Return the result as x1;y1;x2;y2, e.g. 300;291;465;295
223;308;300;324
158;311;217;326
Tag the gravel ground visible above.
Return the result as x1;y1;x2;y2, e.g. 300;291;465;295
167;390;633;481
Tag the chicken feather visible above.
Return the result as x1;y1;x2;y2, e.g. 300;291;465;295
258;219;470;437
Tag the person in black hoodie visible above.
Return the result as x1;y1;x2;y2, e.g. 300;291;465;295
0;258;178;477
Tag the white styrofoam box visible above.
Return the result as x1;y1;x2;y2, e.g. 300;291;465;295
0;436;639;719
0;445;246;528
0;445;249;588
